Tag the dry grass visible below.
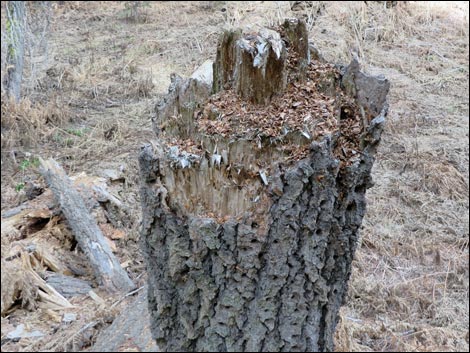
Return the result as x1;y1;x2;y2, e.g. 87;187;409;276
1;95;71;151
1;1;468;352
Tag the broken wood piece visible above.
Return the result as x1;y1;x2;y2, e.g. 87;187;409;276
88;290;106;307
31;241;72;275
39;157;134;293
259;170;268;185
43;272;93;298
6;324;44;340
1;245;75;315
1;259;24;315
21;252;73;310
282;18;310;81
214;27;288;105
90;289;158;352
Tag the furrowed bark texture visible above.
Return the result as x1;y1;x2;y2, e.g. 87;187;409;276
141;20;389;352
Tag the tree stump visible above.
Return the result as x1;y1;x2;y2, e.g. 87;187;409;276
140;19;389;352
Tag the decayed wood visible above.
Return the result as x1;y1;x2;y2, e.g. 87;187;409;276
21;252;74;311
1;259;24;315
214;27;288;105
39;158;134;293
282;18;310;81
212;29;241;93
43;271;93;298
141;20;389;352
1;249;72;315
90;289;157;352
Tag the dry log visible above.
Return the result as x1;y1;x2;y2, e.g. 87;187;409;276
39;158;134;293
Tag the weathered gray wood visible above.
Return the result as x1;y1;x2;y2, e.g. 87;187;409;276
39;158;134;293
341;58;391;116
213;28;288;105
212;29;241;94
43;271;93;298
153;60;213;140
141;23;389;352
89;289;158;352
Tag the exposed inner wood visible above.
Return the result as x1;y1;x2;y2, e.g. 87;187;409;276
150;22;375;221
140;19;389;351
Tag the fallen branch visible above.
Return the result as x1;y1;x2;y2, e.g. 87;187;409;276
39;157;134;293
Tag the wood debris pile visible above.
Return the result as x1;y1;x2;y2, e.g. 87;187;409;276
1;171;144;351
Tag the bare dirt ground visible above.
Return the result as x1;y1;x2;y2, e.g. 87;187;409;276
1;1;468;352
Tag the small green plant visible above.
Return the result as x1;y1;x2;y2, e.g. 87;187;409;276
20;159;31;171
53;128;87;146
66;128;85;137
19;157;40;171
15;182;25;192
53;132;67;143
14;154;42;194
65;138;74;147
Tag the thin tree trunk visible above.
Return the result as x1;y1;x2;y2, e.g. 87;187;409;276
141;19;389;352
4;1;26;102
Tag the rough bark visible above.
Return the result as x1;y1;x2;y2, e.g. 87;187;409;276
3;1;26;102
39;158;134;293
140;21;389;352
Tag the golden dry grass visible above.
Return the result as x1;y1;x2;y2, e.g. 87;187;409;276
1;95;71;150
1;1;468;352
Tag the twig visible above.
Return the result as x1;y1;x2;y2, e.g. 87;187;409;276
110;285;145;309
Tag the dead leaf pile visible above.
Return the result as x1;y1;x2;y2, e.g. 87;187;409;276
198;61;343;140
196;59;367;166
